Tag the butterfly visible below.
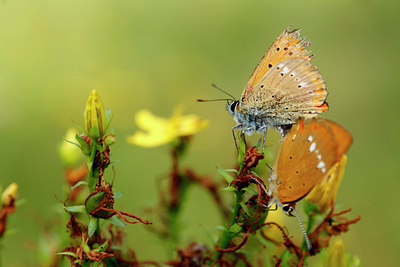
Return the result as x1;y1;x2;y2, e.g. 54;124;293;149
228;26;329;149
267;118;352;252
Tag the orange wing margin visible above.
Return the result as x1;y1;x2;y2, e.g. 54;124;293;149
320;119;353;158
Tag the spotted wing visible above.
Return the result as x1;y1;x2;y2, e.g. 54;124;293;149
275;119;338;204
241;58;328;124
241;26;313;101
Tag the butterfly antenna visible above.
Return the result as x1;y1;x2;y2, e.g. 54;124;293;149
196;98;233;102
249;176;269;196
265;162;273;172
291;207;315;255
211;83;236;100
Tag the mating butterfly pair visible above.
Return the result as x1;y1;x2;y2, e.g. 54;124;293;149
227;26;353;253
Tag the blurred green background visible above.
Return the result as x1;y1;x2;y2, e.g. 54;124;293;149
0;0;399;266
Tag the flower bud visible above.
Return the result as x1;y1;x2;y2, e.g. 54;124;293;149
327;238;345;267
1;183;18;206
85;186;114;219
84;90;106;139
104;134;116;146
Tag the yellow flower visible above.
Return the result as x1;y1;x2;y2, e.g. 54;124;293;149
1;183;18;206
306;155;347;213
84;90;106;139
126;108;209;147
326;238;345;267
263;208;286;242
59;128;85;167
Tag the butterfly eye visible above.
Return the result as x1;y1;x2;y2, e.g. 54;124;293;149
229;101;239;114
282;204;295;216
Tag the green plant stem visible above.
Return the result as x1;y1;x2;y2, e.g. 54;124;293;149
96;218;101;236
214;190;243;260
88;143;98;193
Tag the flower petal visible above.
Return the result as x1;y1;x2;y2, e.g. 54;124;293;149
306;155;347;213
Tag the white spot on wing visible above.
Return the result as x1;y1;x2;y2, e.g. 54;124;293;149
282;66;290;74
309;142;316;152
317;154;322;160
292;134;296;141
322;168;326;173
299;82;307;87
317;161;326;169
308;135;313;142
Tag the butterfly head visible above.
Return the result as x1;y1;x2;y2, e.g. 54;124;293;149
227;100;239;115
282;204;295;216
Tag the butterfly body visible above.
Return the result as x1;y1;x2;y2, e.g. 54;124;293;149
230;27;329;140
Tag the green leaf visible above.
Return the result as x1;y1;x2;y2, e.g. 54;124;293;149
75;134;91;156
229;223;242;234
89;125;100;139
71;181;88;190
222;186;237;192
108;215;126;227
94;241;108;252
88;217;98;237
72;122;85;134
223;169;239;174
63;139;81;148
113;192;123;199
240;202;251;216
255;232;271;247
217;168;235;183
65;205;86;213
303;200;320;216
56;252;78;258
237;136;246;164
210;225;227;231
242;186;258;196
250;171;259;177
105;109;114;133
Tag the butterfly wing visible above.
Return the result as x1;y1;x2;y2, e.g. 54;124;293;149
318;119;353;157
241;26;314;102
240;58;328;124
275;119;338;204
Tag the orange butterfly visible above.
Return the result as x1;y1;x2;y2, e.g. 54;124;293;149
267;118;352;252
228;26;328;149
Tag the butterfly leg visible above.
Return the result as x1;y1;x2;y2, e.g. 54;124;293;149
241;131;248;150
232;124;243;150
266;203;278;211
258;126;268;153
